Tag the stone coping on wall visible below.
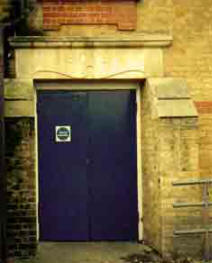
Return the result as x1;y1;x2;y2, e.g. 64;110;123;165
9;34;173;48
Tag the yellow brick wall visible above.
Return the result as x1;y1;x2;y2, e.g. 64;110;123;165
161;0;212;179
141;80;201;258
163;0;212;101
138;0;212;183
137;0;212;100
139;2;212;256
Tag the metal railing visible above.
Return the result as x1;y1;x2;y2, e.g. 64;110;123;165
172;178;212;260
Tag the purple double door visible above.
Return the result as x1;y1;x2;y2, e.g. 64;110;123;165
38;90;138;241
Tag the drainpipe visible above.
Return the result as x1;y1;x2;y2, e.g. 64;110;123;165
0;26;6;263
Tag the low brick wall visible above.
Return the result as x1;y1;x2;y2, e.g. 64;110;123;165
5;118;37;258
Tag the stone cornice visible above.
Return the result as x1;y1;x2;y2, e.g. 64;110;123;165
10;34;173;48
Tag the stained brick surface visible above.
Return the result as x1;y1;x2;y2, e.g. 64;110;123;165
5;119;36;258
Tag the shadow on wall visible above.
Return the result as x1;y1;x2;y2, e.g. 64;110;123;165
5;118;36;259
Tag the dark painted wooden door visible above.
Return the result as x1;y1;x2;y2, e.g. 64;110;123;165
38;90;137;241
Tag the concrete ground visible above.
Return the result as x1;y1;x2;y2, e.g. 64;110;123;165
14;243;211;263
30;242;155;263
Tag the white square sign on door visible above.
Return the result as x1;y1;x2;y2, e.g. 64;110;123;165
55;126;71;142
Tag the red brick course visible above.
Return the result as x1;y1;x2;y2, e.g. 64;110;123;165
42;1;137;30
195;101;212;114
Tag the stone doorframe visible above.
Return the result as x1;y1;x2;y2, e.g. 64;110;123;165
4;34;201;258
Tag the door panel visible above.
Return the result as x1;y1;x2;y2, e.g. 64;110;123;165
88;91;138;240
38;89;137;241
38;91;89;241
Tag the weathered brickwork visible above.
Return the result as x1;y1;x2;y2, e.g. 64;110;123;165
163;1;212;101
141;81;202;258
159;118;201;258
162;1;212;207
5;118;36;258
42;1;137;31
139;1;212;257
